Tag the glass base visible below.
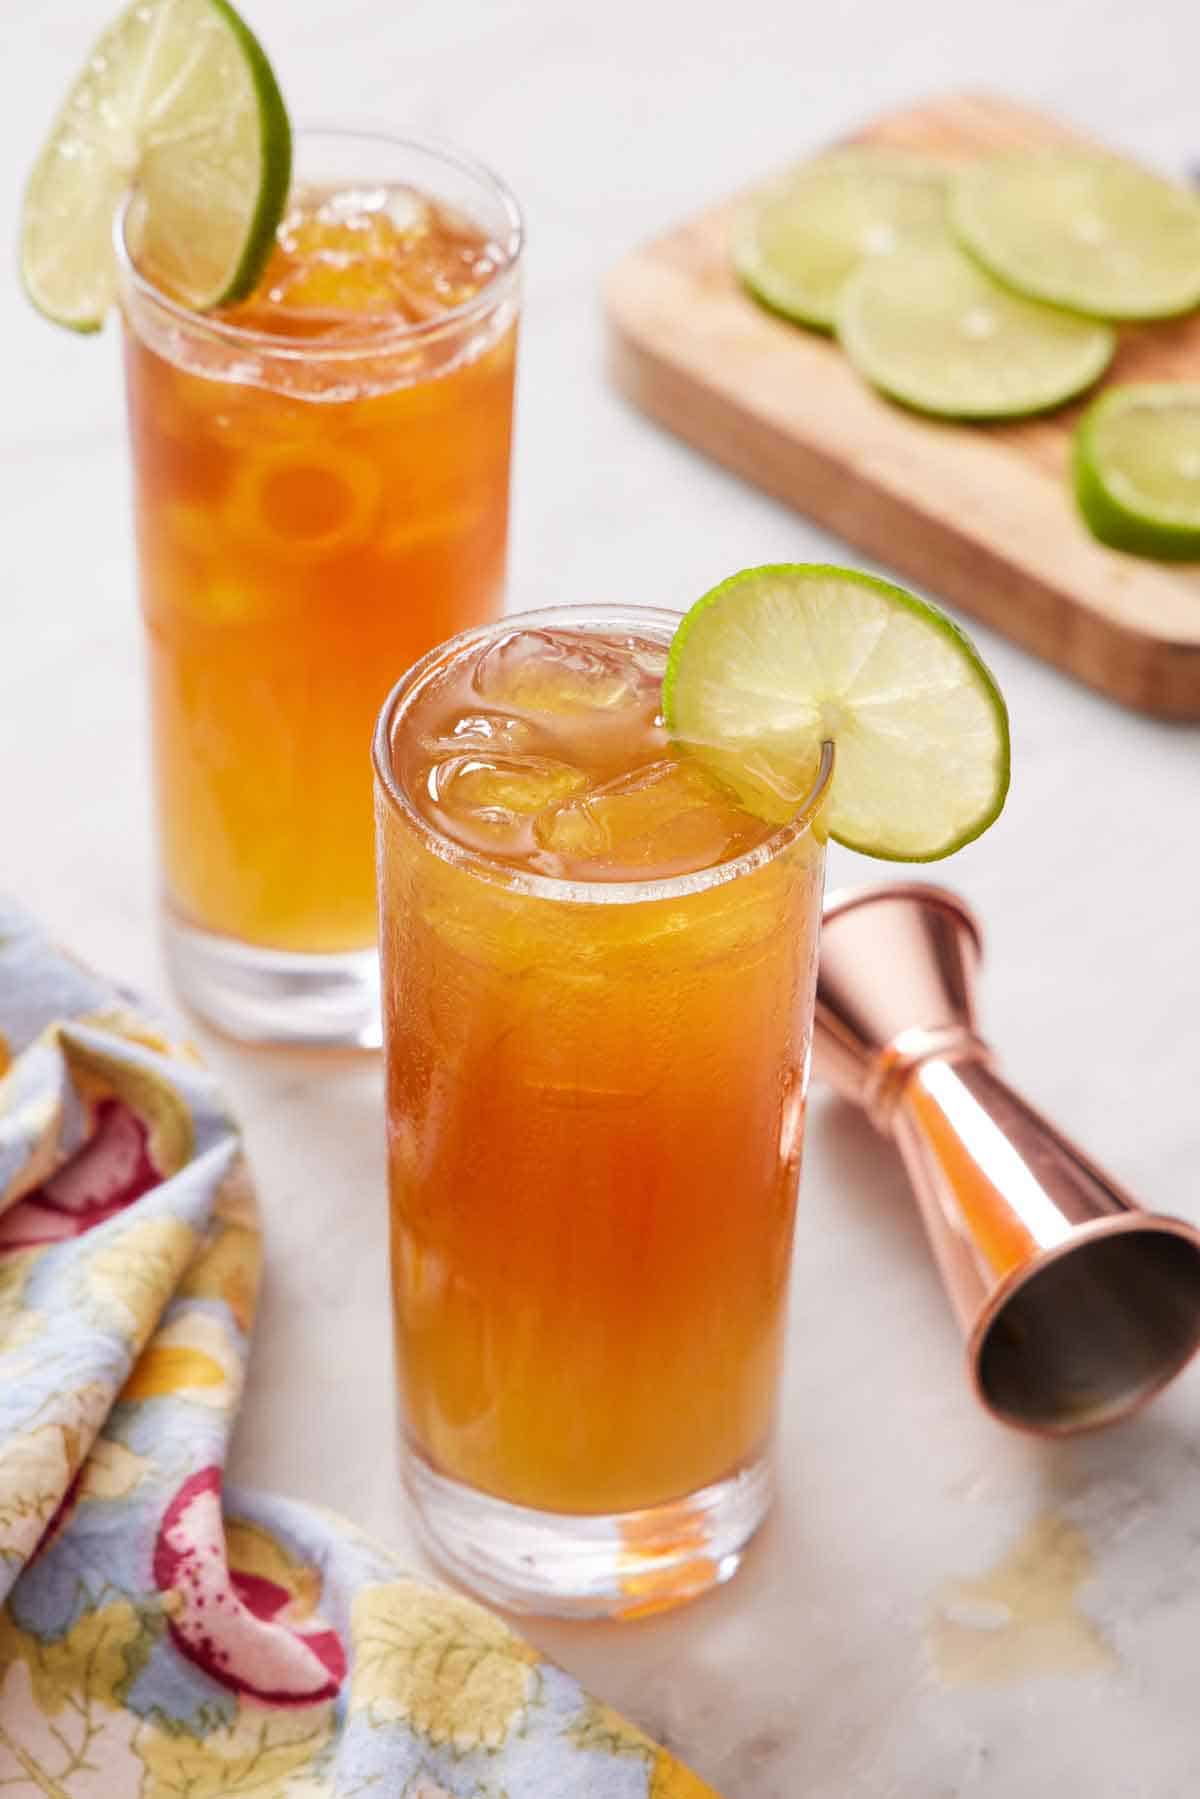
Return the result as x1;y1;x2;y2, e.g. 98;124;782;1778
404;1448;772;1619
163;913;381;1048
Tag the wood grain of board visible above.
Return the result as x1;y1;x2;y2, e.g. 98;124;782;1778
605;92;1200;718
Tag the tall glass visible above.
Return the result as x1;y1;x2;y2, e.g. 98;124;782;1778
373;605;832;1617
116;129;522;1045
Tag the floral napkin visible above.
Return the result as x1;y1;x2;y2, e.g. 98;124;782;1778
0;898;715;1798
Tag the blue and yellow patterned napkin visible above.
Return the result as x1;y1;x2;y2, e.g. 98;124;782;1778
0;898;715;1797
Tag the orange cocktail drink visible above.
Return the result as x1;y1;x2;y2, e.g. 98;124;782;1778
374;606;831;1615
117;129;522;1043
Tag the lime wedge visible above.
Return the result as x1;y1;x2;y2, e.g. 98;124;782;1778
1073;384;1200;560
835;241;1114;419
950;151;1200;321
733;148;949;331
21;0;291;332
662;564;1010;862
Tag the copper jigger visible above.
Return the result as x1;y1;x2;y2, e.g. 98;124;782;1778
814;882;1200;1435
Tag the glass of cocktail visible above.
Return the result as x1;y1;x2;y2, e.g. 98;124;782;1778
116;128;522;1045
373;606;833;1616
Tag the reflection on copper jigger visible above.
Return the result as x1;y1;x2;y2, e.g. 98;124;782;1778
814;882;1200;1435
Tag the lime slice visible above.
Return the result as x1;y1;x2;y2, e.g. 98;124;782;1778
1073;384;1200;560
835;241;1114;419
662;564;1010;862
950;151;1200;321
733;148;949;331
21;0;291;332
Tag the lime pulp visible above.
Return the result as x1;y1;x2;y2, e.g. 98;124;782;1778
835;241;1115;420
950;151;1200;322
663;564;1010;862
20;0;291;331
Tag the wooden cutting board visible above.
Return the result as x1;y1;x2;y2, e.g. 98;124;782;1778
605;93;1200;719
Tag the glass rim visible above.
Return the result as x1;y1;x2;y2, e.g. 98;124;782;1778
113;123;524;363
372;603;835;907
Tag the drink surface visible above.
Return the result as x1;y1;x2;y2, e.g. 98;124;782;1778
379;620;825;1520
393;626;776;881
125;182;516;953
214;183;507;337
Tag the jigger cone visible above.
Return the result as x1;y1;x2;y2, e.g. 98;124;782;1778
814;883;1200;1434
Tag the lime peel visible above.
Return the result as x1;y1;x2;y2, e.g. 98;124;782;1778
663;564;1010;863
1073;384;1200;560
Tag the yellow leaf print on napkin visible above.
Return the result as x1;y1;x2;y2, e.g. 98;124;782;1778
124;1344;225;1402
84;1214;197;1343
0;1381;110;1562
183;1224;259;1333
268;1777;336;1799
177;1158;261;1335
349;1582;539;1750
0;1306;45;1349
0;1601;147;1796
571;1697;657;1760
0;1250;37;1323
136;1699;335;1799
79;1439;152;1503
571;1701;722;1797
651;1747;723;1798
122;1311;241;1407
0;1308;49;1383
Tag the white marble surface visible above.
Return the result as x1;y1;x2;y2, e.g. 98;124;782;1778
5;2;1200;1793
